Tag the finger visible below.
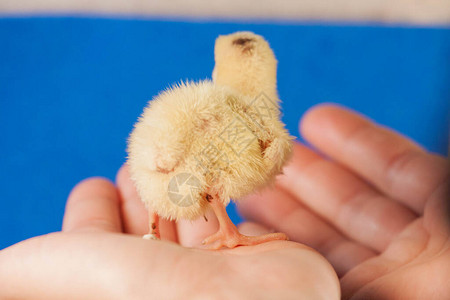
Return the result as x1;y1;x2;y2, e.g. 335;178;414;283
277;143;416;252
62;177;122;233
176;208;220;247
116;165;178;242
238;221;272;236
301;104;450;214
238;184;376;276
340;220;431;299
423;180;450;237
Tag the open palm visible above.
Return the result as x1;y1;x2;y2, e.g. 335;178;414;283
238;104;450;299
0;166;339;299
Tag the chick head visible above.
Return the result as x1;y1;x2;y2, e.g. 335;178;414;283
213;31;278;101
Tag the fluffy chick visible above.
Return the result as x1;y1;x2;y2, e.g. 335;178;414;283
127;31;293;249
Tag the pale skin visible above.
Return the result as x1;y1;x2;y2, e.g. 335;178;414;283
0;104;448;299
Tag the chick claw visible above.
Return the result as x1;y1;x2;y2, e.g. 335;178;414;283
142;234;160;240
202;229;288;250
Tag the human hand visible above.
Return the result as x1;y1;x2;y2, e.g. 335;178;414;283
238;104;450;299
0;168;339;299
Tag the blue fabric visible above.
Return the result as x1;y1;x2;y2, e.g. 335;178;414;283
1;17;449;249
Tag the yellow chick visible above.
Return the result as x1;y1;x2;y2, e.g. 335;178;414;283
127;31;294;249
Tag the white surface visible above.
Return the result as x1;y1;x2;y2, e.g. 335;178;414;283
0;0;449;25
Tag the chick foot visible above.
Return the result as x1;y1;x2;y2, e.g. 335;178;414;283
203;193;288;249
202;225;288;250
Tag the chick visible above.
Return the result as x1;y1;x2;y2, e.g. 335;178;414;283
127;31;294;249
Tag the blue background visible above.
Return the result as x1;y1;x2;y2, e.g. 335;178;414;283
1;17;449;250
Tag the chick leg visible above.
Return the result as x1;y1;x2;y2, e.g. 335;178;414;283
202;194;288;249
143;210;160;240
